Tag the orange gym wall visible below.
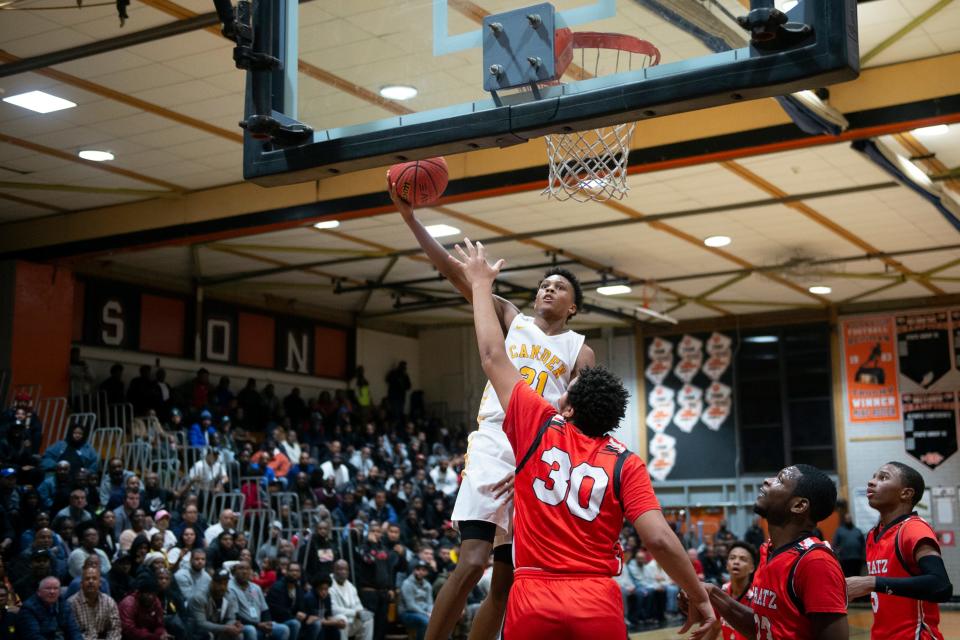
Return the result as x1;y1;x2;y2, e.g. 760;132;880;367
10;261;74;397
238;312;275;369
139;293;186;356
315;326;348;379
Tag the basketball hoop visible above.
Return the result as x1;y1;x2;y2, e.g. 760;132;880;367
542;32;660;202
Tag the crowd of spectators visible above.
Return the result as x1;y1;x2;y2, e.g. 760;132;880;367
0;356;764;639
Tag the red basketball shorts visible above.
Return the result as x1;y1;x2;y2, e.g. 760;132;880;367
503;571;626;640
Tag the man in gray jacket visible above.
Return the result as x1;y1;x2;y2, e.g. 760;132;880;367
176;548;211;602
398;562;432;640
191;568;244;640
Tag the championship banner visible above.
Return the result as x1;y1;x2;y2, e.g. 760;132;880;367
842;316;899;423
901;391;958;469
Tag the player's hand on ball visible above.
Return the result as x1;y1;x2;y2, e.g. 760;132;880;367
492;471;515;502
455;238;504;286
386;173;414;220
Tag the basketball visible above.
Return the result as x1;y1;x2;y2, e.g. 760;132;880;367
388;157;448;206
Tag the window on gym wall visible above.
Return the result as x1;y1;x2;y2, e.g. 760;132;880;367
737;325;835;473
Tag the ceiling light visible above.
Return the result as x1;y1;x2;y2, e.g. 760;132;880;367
596;284;632;296
809;285;832;295
313;220;340;230
704;235;731;247
913;124;948;137
744;335;778;344
425;224;460;238
3;90;76;114
379;85;418;100
78;150;114;162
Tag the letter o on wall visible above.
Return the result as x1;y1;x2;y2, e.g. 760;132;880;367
206;318;231;361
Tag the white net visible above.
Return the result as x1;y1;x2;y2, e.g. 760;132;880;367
541;32;660;202
544;122;635;202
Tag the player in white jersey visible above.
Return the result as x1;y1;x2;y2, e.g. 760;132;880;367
390;182;594;640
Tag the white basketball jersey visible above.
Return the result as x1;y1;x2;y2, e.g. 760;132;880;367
476;313;586;430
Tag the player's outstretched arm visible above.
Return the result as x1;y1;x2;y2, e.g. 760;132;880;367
633;511;718;640
457;239;522;410
389;178;518;329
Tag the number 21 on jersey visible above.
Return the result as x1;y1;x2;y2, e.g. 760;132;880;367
532;446;608;522
519;366;548;396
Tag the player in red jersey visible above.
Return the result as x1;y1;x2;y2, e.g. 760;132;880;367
455;238;715;640
693;464;848;640
705;541;757;640
846;462;953;639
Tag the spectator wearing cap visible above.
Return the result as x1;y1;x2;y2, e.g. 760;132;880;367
188;449;228;493
101;459;136;512
189;411;214;448
205;510;238;547
68;521;111;578
266;562;317;640
229;561;288;640
398;563;432;640
17;576;81;640
190;568;243;640
40;424;100;480
68;563;121;640
118;573;166;640
13;548;54;602
427;459;458;498
147;511;177;551
56;486;93;528
38;462;73;512
100;364;125;406
256;522;284;567
207;531;239;572
328;560;372;640
174;548;209;603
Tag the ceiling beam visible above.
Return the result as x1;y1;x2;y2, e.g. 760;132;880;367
0;132;186;192
334;259;579;294
0;12;221;78
719;160;945;296
861;0;955;65
195;180;901;289
0;180;175;198
0;50;242;144
0;192;69;213
602;198;827;303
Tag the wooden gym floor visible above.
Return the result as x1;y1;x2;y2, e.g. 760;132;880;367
629;609;960;639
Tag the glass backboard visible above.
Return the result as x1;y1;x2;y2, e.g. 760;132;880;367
242;0;858;185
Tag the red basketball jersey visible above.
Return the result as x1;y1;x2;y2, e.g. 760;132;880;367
503;381;659;575
866;513;943;640
750;537;847;640
718;581;754;640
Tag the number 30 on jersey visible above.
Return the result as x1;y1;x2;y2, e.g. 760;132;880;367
532;446;608;522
